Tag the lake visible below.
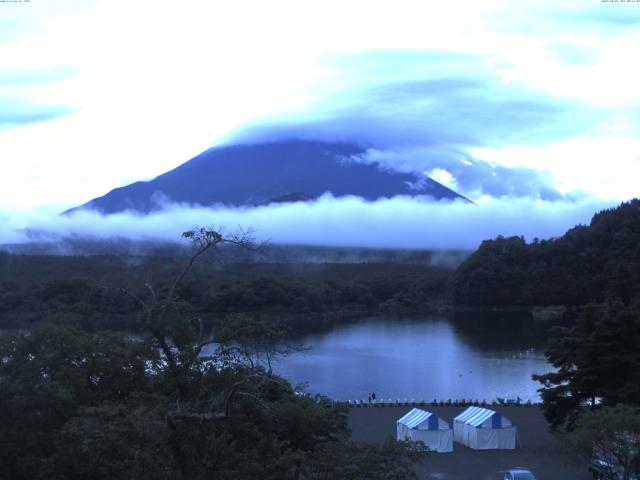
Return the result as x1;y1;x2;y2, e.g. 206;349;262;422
273;315;554;402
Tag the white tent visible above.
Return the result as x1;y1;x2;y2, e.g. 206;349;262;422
396;408;453;453
453;406;517;450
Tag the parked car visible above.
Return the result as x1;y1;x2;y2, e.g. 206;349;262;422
490;468;538;480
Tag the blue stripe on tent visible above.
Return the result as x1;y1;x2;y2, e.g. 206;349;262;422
467;408;488;424
455;407;497;427
457;406;487;423
428;413;438;431
454;406;482;422
454;406;512;429
406;411;430;429
398;409;449;431
398;408;431;429
467;409;494;427
398;408;421;424
454;406;475;421
492;412;502;429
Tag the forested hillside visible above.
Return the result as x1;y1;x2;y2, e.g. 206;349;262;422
452;199;640;307
0;229;431;480
0;254;450;333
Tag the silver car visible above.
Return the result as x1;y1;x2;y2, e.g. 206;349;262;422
490;468;538;480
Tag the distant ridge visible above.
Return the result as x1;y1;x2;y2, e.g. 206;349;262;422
65;140;469;215
268;192;316;204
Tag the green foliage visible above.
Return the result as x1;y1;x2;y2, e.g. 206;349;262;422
452;235;529;306
0;323;158;480
562;405;640;480
534;301;640;430
0;321;426;480
452;199;640;307
302;438;428;480
53;401;180;480
216;313;295;371
0;228;431;479
0;255;451;334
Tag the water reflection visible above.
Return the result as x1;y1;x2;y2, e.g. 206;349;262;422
273;316;552;401
450;309;553;351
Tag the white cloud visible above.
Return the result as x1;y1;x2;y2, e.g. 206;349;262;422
471;134;640;200
347;146;563;202
428;168;458;191
1;195;615;251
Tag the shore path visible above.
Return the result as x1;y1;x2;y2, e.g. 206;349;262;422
348;405;592;480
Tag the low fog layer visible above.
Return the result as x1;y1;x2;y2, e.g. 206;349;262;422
1;195;616;251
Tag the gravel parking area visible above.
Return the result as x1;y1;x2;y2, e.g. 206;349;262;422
349;405;592;480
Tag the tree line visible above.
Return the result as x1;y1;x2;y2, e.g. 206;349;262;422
452;199;640;307
0;252;451;334
0;228;428;480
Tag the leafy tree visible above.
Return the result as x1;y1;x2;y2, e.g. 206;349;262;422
0;227;429;479
534;300;640;430
562;405;640;480
215;313;301;373
0;323;157;480
53;402;180;480
452;235;529;306
302;438;428;480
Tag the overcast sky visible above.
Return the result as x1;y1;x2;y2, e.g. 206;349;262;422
1;1;639;247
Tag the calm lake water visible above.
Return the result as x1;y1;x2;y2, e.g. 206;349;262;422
273;315;553;402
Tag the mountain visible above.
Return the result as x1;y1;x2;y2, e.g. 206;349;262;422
65;140;468;214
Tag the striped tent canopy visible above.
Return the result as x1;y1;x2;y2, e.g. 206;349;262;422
397;408;453;452
454;406;512;429
453;406;517;450
398;408;447;430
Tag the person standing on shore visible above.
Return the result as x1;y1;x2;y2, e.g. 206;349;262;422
368;393;372;404
372;392;376;402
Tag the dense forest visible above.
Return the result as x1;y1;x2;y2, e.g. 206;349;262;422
0;228;431;480
0;250;451;335
452;199;640;307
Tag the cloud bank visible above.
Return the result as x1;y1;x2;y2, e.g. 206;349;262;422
1;196;616;251
350;147;565;201
222;49;624;203
227;51;599;150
